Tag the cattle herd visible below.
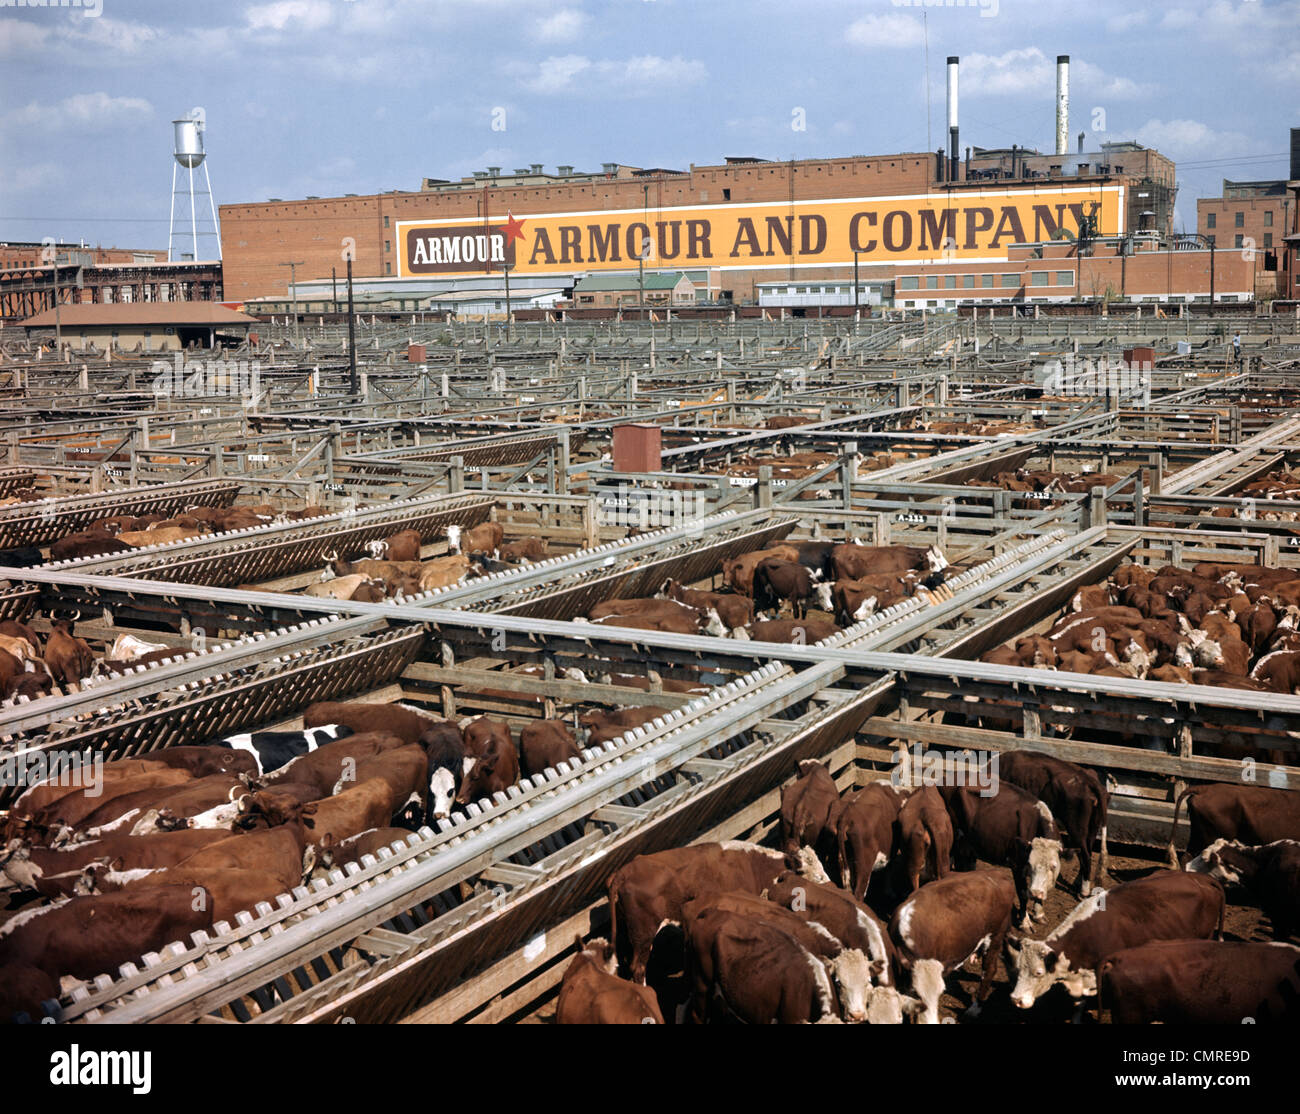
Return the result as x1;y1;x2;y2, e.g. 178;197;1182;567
553;754;1299;1024
301;522;548;602
980;558;1300;704
574;537;950;642
0;686;773;1019
2;498;1299;1026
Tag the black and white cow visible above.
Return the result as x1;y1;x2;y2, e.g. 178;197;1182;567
210;724;354;775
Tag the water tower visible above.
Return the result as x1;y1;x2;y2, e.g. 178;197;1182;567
168;109;222;262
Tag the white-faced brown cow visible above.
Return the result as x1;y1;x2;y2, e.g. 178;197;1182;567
944;783;1064;928
764;870;899;989
1009;871;1225;1012
889;868;1018;1024
1186;838;1300;941
998;751;1109;895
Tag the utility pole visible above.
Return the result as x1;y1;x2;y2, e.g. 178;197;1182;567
331;267;337;315
1209;239;1216;307
503;262;513;343
346;257;358;396
279;260;304;346
51;258;61;354
853;251;861;320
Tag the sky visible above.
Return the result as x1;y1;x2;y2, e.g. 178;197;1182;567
1;0;1297;252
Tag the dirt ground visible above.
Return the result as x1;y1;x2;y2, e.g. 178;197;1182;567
527;845;1279;1025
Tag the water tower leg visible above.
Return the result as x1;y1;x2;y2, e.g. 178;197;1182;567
204;161;221;261
189;165;198;262
168;161;178;261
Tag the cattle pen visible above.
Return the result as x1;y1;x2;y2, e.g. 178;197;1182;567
1;310;1298;1026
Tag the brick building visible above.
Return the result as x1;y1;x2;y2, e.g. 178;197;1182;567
1197;180;1292;299
219;151;1132;305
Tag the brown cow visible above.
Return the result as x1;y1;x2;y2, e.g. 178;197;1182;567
836;782;907;901
0;886;212;982
448;521;504;558
779;760;841;874
1099;939;1300;1024
896;786;953;896
1009;871;1225;1010
366;528;422;562
260;731;410;796
720;545;800;595
830;543;947;582
661;580;753;630
556;938;665;1024
684;907;842;1024
607;841;798;983
500;537;548;562
43;619;95;690
303;701;439;746
0;828;232;898
1186;837;1300;941
456;725;520;806
520;719;582;778
1167;783;1300;865
735;618;842;644
579;706;663;746
890;868;1018;1024
763;870;899;988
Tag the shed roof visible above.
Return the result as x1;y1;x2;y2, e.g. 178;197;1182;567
573;272;690;292
21;302;257;329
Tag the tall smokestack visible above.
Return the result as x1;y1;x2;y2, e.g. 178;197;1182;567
1055;55;1070;156
947;56;960;183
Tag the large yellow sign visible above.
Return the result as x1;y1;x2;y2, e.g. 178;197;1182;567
396;185;1122;278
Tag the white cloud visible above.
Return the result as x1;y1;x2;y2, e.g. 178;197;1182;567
0;161;61;195
1134;117;1259;159
959;49;1151;99
536;9;589;43
245;0;334;33
608;55;705;88
521;53;704;95
3;92;153;131
524;54;593;93
846;13;924;50
0;19;50;57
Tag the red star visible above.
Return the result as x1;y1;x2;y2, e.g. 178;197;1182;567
502;210;526;246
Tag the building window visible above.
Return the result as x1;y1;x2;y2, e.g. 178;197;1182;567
944;275;956;289
1056;271;1073;285
981;274;994;288
1264;211;1273;227
1031;272;1049;286
722;189;731;200
1207;234;1216;246
925;275;938;289
384;241;390;252
1001;273;1019;287
385;262;392;275
899;276;919;290
963;275;975;288
1206;212;1216;229
1264;233;1273;248
383;216;389;228
1235;211;1244;227
1234;234;1244;248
